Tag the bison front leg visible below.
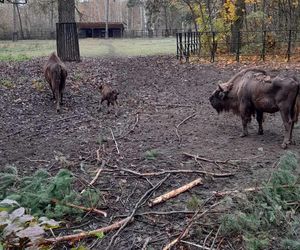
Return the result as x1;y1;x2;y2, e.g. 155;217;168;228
280;110;294;149
55;88;61;113
256;111;264;135
240;105;251;137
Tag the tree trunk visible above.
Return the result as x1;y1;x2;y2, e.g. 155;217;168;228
57;0;80;61
230;0;245;53
16;3;24;39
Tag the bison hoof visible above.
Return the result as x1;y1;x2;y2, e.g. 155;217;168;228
258;130;264;135
281;143;288;149
240;132;248;138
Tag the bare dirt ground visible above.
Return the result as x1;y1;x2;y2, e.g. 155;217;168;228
0;56;299;249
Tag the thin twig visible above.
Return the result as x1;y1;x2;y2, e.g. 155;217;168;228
141;237;151;250
110;167;234;178
212;184;299;197
81;160;106;194
175;113;197;142
110;128;120;154
51;199;107;217
183;152;238;167
105;174;171;250
181;240;212;249
203;230;213;249
162;198;223;250
210;225;221;250
118;113;139;139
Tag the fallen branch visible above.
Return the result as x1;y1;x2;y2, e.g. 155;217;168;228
80;160;106;194
105;174;171;250
181;240;212;250
175;113;197;143
183;152;238;166
149;178;203;207
142;237;151;250
117;113;139;139
210;225;221;249
213;184;298;197
39;217;129;245
110;128;120;154
162;200;222;250
52;199;107;217
111;167;234;178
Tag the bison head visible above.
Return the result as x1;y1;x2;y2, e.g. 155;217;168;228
209;83;231;113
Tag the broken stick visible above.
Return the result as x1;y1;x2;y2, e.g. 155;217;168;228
110;128;120;154
52;199;107;217
80;160;106;194
149;178;203;207
39;217;130;245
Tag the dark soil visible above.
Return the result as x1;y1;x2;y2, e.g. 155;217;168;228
0;56;299;249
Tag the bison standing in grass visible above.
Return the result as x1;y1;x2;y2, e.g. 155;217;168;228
44;52;68;113
209;68;300;149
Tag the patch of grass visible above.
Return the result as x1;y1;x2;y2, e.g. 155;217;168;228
0;38;176;61
187;195;202;210
32;79;45;92
0;79;15;88
145;149;159;160
220;151;300;249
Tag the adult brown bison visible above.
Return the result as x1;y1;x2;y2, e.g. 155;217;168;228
209;68;300;149
44;52;67;113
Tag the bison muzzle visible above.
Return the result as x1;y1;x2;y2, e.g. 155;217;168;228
44;52;67;113
209;68;300;149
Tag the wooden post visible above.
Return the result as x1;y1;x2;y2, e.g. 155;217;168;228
105;0;109;39
179;32;183;61
176;32;179;59
287;29;292;62
261;30;266;61
12;3;18;41
187;32;190;62
197;31;201;56
56;23;80;62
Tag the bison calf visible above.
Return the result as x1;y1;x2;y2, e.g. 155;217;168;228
99;83;119;112
43;52;67;113
209;68;300;149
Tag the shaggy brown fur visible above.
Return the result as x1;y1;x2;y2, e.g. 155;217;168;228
43;52;67;113
209;69;300;149
99;83;119;107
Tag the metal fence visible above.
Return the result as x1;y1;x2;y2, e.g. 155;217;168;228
176;30;300;62
0;28;183;40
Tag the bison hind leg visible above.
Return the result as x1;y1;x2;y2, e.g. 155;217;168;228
256;111;264;135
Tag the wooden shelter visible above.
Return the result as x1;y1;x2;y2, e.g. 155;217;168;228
77;22;125;38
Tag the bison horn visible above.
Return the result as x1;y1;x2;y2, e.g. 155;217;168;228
218;84;224;92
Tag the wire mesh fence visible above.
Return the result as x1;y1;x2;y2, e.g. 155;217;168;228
176;30;300;63
0;28;182;40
